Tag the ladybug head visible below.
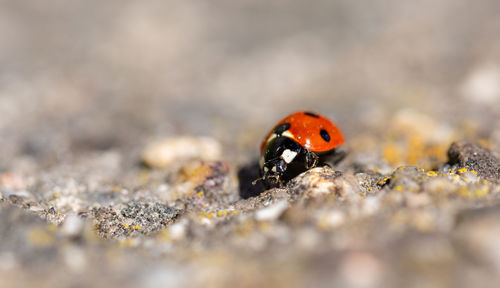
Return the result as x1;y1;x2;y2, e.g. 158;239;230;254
261;158;287;187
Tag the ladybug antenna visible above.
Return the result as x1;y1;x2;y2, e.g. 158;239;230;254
252;177;264;185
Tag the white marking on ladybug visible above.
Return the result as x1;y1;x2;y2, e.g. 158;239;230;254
264;166;269;172
266;133;277;145
271;166;277;173
282;130;294;139
281;149;298;164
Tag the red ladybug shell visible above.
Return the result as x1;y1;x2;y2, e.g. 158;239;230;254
260;111;344;153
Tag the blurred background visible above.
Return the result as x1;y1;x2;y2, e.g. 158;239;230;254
1;0;499;165
2;2;500;288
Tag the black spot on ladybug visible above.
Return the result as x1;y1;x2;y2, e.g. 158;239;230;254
274;123;291;135
320;129;330;142
304;111;320;118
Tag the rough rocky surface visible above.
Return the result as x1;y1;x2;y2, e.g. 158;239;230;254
1;1;500;288
448;140;500;183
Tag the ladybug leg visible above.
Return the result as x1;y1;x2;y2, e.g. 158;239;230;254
305;150;319;169
321;162;333;168
277;176;284;188
330;149;347;165
319;148;347;167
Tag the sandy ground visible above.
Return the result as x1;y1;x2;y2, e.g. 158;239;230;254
1;1;500;287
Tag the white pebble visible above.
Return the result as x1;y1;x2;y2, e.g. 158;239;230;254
142;137;222;168
321;210;345;228
461;65;500;104
61;214;84;238
362;196;380;215
255;201;289;221
168;220;187;241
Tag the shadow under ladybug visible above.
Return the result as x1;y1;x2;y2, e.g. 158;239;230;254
237;160;265;199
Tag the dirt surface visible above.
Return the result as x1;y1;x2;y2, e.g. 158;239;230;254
1;1;500;288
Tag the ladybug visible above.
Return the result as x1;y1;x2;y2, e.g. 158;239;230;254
258;111;345;188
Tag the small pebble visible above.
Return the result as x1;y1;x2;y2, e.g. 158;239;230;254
167;220;187;241
255;201;289;221
142;136;222;168
317;210;345;229
361;196;380;215
288;167;362;201
61;214;85;238
447;140;500;183
461;64;500;104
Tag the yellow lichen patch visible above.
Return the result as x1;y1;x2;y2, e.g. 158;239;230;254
478;138;492;149
378;177;390;186
171;160;222;200
134;224;141;230
457;168;468;174
178;161;212;185
383;143;403;166
381;110;456;170
458;184;490;199
257;221;272;231
156;229;173;242
426;171;438;177
119;238;137;247
424;177;458;195
407;136;424;166
28;227;54;247
474;185;490;198
393;185;404;192
234;219;255;236
459;186;473;199
199;211;214;220
423;143;449;164
216;210;234;217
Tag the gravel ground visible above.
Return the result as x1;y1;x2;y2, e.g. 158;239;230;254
1;1;500;288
